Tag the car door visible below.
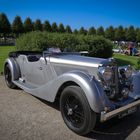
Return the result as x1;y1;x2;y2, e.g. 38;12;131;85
17;55;56;86
19;55;48;85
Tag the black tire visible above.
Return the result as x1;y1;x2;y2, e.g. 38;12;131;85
4;64;17;89
60;86;96;135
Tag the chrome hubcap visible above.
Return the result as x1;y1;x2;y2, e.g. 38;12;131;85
67;108;73;115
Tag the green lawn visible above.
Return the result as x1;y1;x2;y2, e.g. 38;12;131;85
0;46;15;73
113;53;139;69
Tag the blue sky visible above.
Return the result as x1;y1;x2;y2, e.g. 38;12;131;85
0;0;140;29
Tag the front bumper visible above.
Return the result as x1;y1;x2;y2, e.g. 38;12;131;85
100;99;140;122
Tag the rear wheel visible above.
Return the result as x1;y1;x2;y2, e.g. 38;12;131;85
60;86;96;135
4;64;17;89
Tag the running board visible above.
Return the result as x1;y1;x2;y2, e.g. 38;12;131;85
13;79;54;102
13;80;38;90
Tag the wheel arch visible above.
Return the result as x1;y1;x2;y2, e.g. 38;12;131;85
56;81;79;100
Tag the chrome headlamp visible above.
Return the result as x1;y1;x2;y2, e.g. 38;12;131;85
119;65;133;79
98;66;113;82
124;65;133;79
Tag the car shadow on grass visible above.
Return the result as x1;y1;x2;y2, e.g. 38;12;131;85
36;97;140;140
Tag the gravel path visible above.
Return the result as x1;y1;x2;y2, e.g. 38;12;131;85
0;76;140;140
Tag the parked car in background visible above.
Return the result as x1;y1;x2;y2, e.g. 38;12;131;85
4;49;140;135
113;48;124;53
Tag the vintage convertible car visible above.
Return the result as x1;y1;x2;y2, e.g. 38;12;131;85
4;50;140;135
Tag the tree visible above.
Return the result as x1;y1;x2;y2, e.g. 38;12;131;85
43;20;51;32
58;23;65;33
88;27;96;35
24;17;33;32
51;22;58;32
96;26;105;36
105;26;115;41
136;30;140;42
0;13;11;41
73;29;78;34
12;16;24;37
79;27;87;35
34;19;42;31
125;26;136;42
115;26;125;41
136;28;140;34
65;25;72;33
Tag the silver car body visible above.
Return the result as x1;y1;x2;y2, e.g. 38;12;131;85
5;51;140;121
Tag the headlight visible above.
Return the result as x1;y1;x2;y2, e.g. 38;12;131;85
98;67;113;81
124;65;133;78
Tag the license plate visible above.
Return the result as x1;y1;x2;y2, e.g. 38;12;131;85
119;107;137;119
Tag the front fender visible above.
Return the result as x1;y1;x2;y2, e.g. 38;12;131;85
130;72;140;99
59;71;112;113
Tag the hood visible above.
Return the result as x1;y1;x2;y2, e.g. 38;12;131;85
49;54;109;68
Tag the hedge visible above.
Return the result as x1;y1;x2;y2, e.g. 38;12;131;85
16;31;113;58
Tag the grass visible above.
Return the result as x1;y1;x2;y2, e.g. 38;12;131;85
0;46;15;73
113;53;139;69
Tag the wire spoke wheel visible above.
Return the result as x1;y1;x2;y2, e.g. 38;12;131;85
60;86;96;135
63;95;85;128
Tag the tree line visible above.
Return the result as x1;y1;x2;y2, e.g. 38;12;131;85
0;13;140;42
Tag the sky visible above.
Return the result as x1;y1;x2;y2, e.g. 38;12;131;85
0;0;140;29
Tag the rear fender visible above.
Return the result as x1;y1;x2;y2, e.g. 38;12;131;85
4;58;21;81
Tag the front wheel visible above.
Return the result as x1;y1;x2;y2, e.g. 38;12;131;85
4;64;17;89
60;86;96;135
